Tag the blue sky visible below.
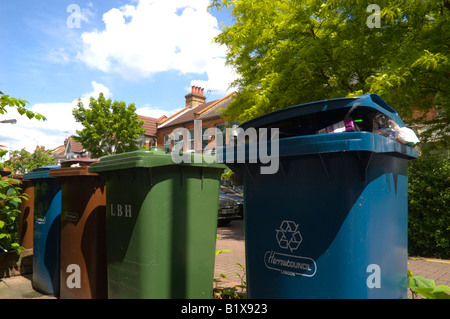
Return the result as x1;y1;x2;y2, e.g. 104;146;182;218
0;0;235;152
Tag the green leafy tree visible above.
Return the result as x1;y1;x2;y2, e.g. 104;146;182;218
72;93;146;158
211;0;449;138
5;147;57;175
1;90;46;121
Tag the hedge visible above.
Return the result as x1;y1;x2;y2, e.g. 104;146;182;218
408;151;450;259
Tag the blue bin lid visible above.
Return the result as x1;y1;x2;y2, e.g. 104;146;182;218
239;93;405;130
219;94;417;165
23;165;61;180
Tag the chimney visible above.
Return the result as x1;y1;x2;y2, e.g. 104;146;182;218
185;85;206;108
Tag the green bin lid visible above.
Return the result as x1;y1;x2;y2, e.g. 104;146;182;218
88;147;226;173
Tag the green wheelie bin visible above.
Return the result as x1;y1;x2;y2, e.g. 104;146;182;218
89;148;225;299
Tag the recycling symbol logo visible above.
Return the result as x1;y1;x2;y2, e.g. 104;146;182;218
276;220;302;252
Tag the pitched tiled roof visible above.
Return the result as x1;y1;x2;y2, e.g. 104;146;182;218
158;91;236;129
158;101;216;128
69;137;84;153
137;115;158;137
196;91;236;120
51;144;66;157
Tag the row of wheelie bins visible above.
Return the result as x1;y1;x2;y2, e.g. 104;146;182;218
21;150;225;299
18;93;417;299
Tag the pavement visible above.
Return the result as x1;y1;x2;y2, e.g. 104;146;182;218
1;219;449;299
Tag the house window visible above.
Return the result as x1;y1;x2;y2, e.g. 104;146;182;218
215;123;226;147
164;134;171;149
202;127;209;150
188;129;194;151
137;135;146;148
174;131;183;150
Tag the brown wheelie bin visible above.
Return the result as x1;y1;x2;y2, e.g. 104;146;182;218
49;159;107;299
18;178;35;250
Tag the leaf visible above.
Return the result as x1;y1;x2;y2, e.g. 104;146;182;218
408;275;450;299
409;275;435;289
216;249;231;255
26;110;34;119
0;220;4;229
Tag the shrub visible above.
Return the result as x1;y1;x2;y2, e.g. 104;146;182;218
408;151;450;259
0;177;27;253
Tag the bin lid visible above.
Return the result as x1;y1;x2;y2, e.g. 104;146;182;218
238;93;405;131
48;159;100;178
281;131;417;158
22;165;61;180
88;147;226;173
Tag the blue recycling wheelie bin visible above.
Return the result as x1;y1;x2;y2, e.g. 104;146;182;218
23;165;61;297
221;94;418;299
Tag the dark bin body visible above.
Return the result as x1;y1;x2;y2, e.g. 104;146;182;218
49;159;107;299
223;94;417;299
89;149;225;299
23;165;61;297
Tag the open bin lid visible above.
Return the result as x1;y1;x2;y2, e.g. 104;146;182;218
48;159;100;178
88;147;226;174
219;94;417;172
239;93;405;138
23;165;61;180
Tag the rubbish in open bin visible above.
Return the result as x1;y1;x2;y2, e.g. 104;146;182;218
89;148;226;299
49;159;107;299
23;165;61;297
222;94;418;299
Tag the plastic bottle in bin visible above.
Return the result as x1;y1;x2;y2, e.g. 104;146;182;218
373;113;419;145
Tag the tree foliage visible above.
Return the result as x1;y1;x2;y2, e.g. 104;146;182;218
5;147;57;175
72;93;146;158
211;0;450;132
0;173;27;253
0;90;46;121
1;90;46;253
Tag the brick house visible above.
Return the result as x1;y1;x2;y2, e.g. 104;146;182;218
51;115;160;161
157;86;236;153
137;114;160;148
50;137;89;162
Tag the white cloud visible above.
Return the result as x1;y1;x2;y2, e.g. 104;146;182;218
78;80;112;106
0;81;111;153
48;48;71;64
136;104;181;119
77;0;236;93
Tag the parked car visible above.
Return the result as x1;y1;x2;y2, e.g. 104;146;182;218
217;186;244;226
218;192;240;227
